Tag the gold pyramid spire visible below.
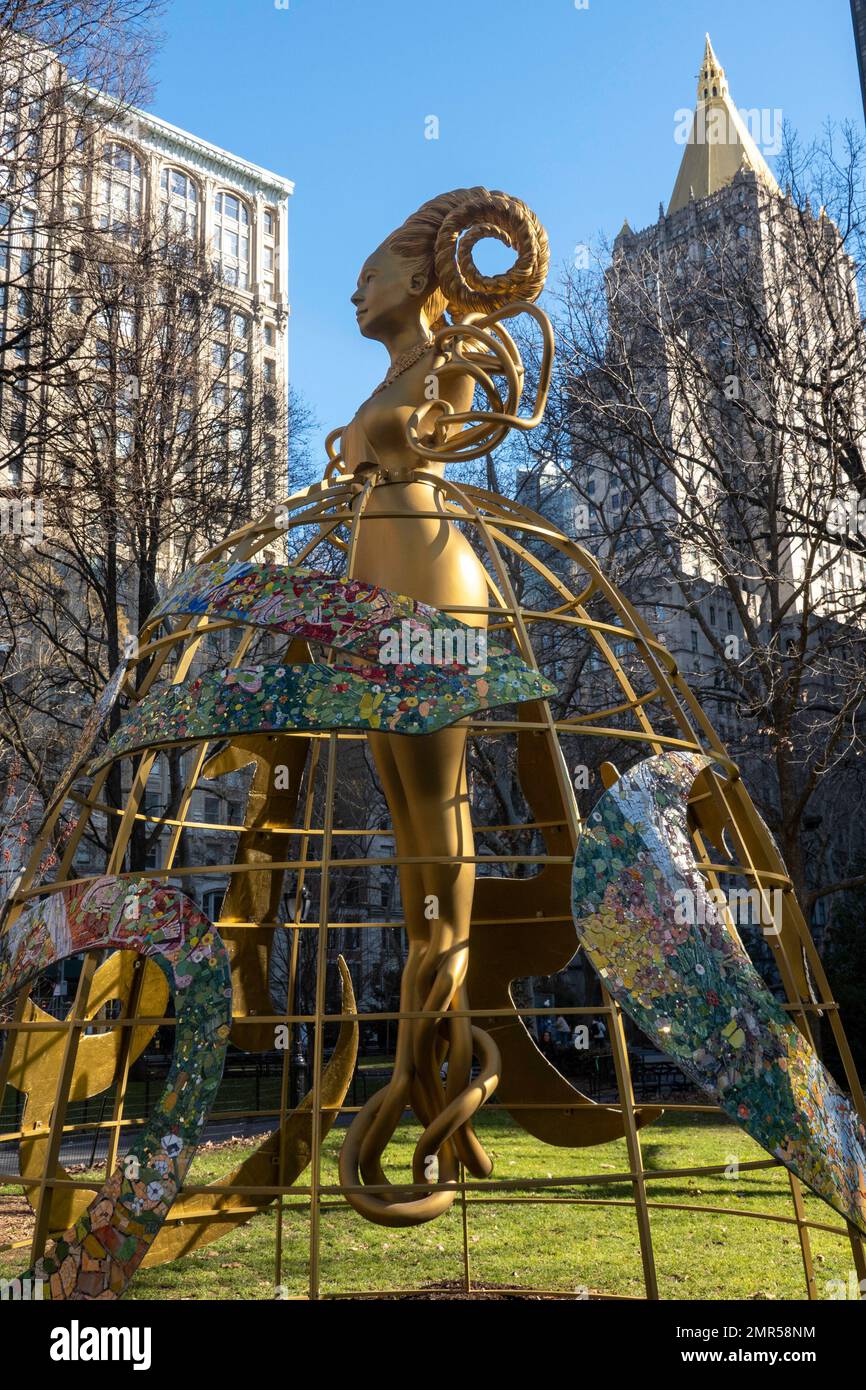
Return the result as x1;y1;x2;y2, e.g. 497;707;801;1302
699;33;727;100
668;34;780;215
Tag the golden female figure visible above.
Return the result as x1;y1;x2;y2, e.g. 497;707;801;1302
336;189;550;1225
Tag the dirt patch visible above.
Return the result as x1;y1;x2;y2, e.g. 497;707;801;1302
333;1280;593;1300
0;1193;34;1250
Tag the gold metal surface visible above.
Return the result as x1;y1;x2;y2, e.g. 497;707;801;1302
203;723;312;1054
10;951;168;1231
141;957;358;1267
468;706;663;1144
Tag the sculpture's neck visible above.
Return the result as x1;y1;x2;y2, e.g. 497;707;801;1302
382;324;431;366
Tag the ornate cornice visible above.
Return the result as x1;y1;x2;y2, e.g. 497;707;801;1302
84;92;294;204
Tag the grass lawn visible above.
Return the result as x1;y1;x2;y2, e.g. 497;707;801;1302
0;1110;856;1300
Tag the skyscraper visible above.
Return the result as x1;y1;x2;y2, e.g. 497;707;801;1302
572;37;866;680
564;36;866;920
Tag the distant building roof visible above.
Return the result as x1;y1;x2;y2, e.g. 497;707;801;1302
668;34;779;216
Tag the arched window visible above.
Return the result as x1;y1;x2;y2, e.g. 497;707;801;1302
99;142;143;240
160;166;198;240
212;191;249;289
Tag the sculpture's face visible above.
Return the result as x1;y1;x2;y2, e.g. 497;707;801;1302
351;244;428;342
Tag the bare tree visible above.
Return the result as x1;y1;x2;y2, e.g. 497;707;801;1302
530;122;866;919
0;0;168;880
0;1;166;452
0;209;285;866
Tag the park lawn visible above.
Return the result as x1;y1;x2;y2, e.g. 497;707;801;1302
0;1110;856;1300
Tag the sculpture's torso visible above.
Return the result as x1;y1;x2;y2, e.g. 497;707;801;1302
343;352;489;622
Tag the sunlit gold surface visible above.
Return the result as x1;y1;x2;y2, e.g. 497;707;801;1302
141;958;357;1267
204;725;312;1054
10;952;168;1232
332;192;562;1226
468;705;663;1145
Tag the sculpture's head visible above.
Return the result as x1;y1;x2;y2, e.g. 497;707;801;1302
351;187;550;343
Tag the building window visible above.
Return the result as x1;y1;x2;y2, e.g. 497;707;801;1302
212;341;228;369
160;166;198;240
231;311;248;340
202;889;225;921
709;604;716;626
691;630;699;653
99;142;143;240
212;191;250;289
264;322;275;348
262;204;276;295
264;358;275;384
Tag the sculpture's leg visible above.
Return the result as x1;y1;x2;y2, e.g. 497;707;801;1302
339;725;500;1225
353;733;459;1201
382;725;496;1179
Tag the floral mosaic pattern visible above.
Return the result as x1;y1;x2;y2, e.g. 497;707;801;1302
0;877;232;1298
89;656;556;771
148;560;504;663
571;751;866;1236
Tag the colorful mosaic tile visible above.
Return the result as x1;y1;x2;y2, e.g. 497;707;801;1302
148;560;505;664
88;656;556;771
571;751;866;1236
0;877;232;1299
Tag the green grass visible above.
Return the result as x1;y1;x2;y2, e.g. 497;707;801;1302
0;1111;857;1300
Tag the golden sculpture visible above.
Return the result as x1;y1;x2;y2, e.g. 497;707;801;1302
336;188;553;1225
1;187;864;1299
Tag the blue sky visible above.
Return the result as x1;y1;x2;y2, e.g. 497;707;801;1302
149;0;864;457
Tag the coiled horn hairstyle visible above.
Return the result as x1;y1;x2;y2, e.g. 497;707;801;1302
385;186;550;325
